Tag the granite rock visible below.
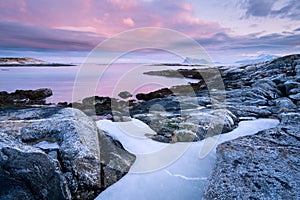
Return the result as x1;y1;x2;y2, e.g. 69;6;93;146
0;107;135;200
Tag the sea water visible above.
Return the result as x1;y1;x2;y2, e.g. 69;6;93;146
0;63;198;103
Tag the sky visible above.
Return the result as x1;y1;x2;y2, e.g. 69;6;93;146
0;0;299;63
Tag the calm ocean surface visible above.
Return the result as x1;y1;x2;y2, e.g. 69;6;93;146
0;63;198;103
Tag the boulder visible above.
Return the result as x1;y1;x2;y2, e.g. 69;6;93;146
283;80;300;95
98;133;136;188
0;107;135;200
273;97;296;109
118;91;132;99
0;132;71;200
289;93;300;101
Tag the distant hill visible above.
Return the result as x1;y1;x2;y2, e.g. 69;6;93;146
235;54;279;64
0;57;75;66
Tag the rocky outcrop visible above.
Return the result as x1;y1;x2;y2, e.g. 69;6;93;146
1;54;299;199
203;112;300;199
0;57;75;66
0;107;135;200
0;88;53;106
131;95;238;143
131;54;300;144
136;88;174;101
202;54;300;199
0;57;46;64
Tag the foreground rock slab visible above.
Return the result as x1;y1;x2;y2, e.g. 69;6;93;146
203;112;300;199
0;107;135;200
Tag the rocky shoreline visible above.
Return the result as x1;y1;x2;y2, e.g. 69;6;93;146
203;112;300;199
0;54;299;199
0;57;75;66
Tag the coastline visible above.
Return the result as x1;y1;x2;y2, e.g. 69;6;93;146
0;54;299;199
0;57;76;67
0;63;76;67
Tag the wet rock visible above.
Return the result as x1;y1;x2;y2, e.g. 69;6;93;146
70;96;132;118
0;88;52;106
136;88;173;101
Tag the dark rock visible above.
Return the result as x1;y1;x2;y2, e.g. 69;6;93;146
70;96;132;117
279;112;300;125
227;105;272;118
289;93;300;101
132;105;237;143
0;107;135;200
252;79;282;99
131;96;181;115
145;133;171;143
144;68;202;79
0;133;71;200
283;80;300;95
273;97;297;110
270;54;300;66
57;101;69;107
0;175;35;200
271;74;287;85
136;88;173;101
0;88;52;106
118;91;132;99
98;133;135;188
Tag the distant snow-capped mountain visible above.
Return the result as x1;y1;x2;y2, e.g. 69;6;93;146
235;54;279;64
183;57;210;65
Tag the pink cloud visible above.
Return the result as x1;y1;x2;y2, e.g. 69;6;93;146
123;18;135;27
108;0;138;9
0;0;227;38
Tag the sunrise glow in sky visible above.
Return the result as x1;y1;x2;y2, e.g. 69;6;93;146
0;0;299;63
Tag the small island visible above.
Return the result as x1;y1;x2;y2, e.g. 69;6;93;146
0;57;76;66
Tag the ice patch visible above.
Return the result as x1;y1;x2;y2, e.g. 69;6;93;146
95;118;279;200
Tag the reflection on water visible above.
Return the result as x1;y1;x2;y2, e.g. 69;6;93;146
0;64;199;103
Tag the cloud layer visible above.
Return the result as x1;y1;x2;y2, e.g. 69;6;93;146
241;0;300;20
0;0;299;62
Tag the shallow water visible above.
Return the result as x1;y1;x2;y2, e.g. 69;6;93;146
95;118;279;200
0;64;198;103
